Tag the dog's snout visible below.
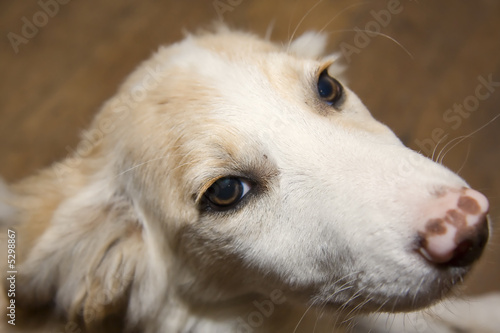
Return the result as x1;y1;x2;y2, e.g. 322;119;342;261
417;188;490;267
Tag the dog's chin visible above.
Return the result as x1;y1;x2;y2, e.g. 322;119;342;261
305;265;470;315
314;288;452;316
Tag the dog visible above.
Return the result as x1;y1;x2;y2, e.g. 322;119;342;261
1;26;499;333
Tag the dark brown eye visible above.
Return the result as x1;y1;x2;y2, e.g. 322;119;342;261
317;68;343;106
203;177;252;211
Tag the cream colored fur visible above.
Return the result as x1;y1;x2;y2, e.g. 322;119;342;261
0;27;499;333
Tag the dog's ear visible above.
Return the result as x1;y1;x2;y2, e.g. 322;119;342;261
289;31;328;58
12;174;144;329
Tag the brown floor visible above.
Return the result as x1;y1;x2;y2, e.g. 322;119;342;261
1;0;499;294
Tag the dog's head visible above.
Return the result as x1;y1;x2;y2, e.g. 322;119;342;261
11;28;490;329
96;28;488;313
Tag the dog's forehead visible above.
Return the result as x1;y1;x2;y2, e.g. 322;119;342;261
120;32;395;191
121;31;330;131
135;33;322;142
130;34;330;185
161;34;321;123
165;35;384;143
191;36;317;99
193;29;282;56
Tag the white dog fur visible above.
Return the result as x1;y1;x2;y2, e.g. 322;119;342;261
0;27;499;333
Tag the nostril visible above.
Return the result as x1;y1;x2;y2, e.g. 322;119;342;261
416;188;490;267
417;214;489;267
447;239;475;267
455;239;474;259
447;218;489;267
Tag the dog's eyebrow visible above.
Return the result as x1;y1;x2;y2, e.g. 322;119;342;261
316;61;334;77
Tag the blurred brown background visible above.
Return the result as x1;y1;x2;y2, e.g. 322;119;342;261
0;1;499;294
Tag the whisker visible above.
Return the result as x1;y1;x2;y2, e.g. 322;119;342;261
412;276;426;308
455;143;471;175
265;18;276;41
437;112;500;164
287;0;302;44
316;2;372;36
114;156;170;178
295;272;360;333
334;286;369;328
326;29;414;61
431;132;450;162
287;0;324;52
343;293;371;321
342;283;387;331
293;300;317;333
312;273;361;331
367;298;391;332
317;282;356;324
386;312;397;333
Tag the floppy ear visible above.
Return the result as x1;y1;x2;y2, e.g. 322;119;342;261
11;171;145;330
289;31;328;58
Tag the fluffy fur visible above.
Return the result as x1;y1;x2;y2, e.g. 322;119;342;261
1;27;499;333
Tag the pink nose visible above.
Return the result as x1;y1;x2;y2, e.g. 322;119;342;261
417;188;489;267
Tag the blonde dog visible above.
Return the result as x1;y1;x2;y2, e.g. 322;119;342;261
1;27;499;333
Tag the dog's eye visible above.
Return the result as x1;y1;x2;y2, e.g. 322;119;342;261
317;68;343;106
203;177;252;210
